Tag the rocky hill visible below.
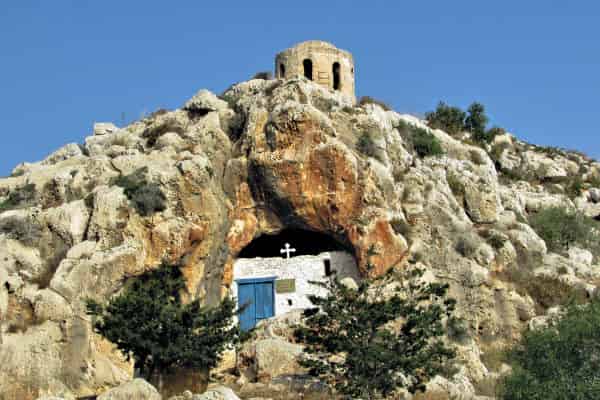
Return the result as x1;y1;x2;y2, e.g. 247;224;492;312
1;77;600;399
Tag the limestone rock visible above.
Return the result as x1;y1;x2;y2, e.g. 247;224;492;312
97;379;161;400
3;74;600;399
340;276;358;290
240;338;304;382
184;89;229;113
41;143;84;166
569;246;593;266
193;386;240;400
93;122;118;136
589;187;600;203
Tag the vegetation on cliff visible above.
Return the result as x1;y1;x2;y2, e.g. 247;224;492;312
500;299;600;399
86;263;239;380
294;269;457;399
425;100;503;143
530;206;600;259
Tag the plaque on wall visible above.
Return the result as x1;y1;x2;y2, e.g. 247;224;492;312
276;279;296;293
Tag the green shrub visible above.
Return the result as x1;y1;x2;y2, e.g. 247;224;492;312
0;216;43;247
524;274;587;309
447;315;468;341
455;233;479;258
469;149;487;165
252;71;272;80
426;101;506;145
485;126;506;141
489;141;510;163
142;119;185;147
529;207;599;256
413;128;444;158
356;132;381;161
485;232;507;250
565;175;584;198
500;299;600;399
425;101;466;135
86;263;239;380
295;269;456;398
0;183;36;212
480;346;508;373
390;217;411;237
358;96;391;111
114;168;167;216
446;173;464;198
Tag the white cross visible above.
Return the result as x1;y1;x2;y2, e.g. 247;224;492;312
280;242;296;259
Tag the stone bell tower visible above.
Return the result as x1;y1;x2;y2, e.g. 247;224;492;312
275;40;356;102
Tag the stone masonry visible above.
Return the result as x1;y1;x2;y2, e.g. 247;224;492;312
275;40;356;102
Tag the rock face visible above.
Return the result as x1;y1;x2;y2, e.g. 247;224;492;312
2;76;600;399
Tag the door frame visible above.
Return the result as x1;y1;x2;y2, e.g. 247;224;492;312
235;276;277;329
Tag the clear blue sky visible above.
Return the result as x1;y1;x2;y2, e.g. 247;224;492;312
1;1;599;175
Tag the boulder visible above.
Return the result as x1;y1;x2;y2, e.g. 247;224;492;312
568;246;593;267
241;338;305;382
184;89;229;113
97;379;161;400
41;143;84;166
193;386;240;400
93;122;118;136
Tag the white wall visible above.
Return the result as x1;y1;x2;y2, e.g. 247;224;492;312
231;251;359;317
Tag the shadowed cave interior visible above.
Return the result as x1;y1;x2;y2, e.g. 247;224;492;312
237;228;348;258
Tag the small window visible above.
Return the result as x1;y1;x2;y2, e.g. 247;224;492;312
324;259;332;276
287;299;293;306
280;63;286;78
333;62;341;90
303;59;313;81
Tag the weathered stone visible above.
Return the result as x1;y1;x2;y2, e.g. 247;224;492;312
93;122;119;136
97;379;161;400
275;41;355;102
41;143;84;166
193;386;240;400
240;338;305;382
568;246;593;267
183;89;229;113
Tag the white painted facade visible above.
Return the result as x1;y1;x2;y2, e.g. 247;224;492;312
231;251;359;317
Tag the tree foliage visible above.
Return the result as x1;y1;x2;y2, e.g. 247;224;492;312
465;102;488;140
500;299;600;399
425;101;503;144
86;263;239;379
425;101;466;135
294;269;457;399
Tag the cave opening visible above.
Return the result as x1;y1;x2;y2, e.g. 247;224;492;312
238;228;348;258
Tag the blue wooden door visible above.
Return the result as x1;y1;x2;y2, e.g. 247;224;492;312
237;278;275;331
238;283;256;332
255;281;274;324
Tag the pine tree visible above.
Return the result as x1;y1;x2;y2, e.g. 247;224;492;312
86;263;239;380
294;268;457;399
465;102;488;140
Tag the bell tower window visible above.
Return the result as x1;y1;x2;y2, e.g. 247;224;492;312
303;59;313;81
333;62;341;90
